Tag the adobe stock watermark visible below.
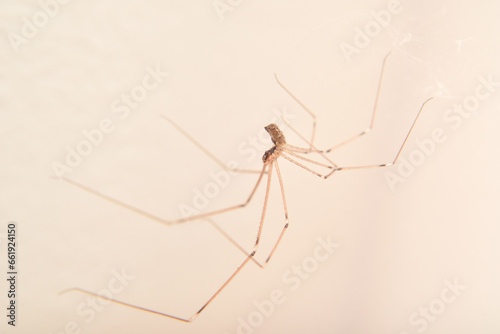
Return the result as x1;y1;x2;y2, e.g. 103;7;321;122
213;0;245;21
51;63;169;179
224;235;340;334
385;74;499;191
398;278;466;334
7;0;73;53
52;268;134;334
178;106;296;220
340;0;406;63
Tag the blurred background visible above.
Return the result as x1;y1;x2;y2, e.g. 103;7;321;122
1;0;499;333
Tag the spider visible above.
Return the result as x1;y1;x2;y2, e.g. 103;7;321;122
60;52;433;322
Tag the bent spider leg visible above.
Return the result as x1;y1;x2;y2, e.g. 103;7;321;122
283;150;336;171
326;51;392;152
61;163;266;226
282;143;323;154
279;153;324;178
279;116;341;177
327;97;434;176
212;158;292;266
61;162;275;321
164;115;271;265
207;218;264;267
162;115;265;175
274;72;317;148
263;160;289;264
275;51;393;154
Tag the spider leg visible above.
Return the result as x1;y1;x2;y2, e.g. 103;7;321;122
163;116;265;175
61;163;275;321
275;51;392;154
326;97;434;176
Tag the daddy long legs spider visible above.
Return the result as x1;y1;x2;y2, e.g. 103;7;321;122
59;52;434;322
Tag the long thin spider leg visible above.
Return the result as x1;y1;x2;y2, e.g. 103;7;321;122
60;251;256;322
187;161;275;320
58;288;192;322
282;143;323;154
208;219;264;268
281;119;324;154
280;153;324;178
284;149;336;170
275;52;392;154
210;160;291;267
253;161;273;251
61;164;266;226
326;51;392;152
264;160;289;264
274;73;317;147
327;97;434;176
61;163;275;322
279;117;340;175
280;116;334;164
162;116;265;175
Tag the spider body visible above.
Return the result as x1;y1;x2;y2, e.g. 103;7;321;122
263;123;286;164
